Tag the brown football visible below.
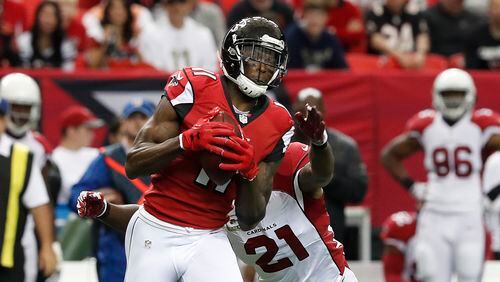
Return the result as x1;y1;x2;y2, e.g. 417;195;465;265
199;111;242;185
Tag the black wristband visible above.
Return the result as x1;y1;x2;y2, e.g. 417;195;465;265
400;177;415;190
312;141;328;149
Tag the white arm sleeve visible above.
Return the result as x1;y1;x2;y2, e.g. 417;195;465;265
484;152;500;194
22;164;50;209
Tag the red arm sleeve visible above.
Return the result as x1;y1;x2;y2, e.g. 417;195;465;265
382;248;406;282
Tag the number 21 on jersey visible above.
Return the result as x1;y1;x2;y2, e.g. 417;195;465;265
244;225;309;273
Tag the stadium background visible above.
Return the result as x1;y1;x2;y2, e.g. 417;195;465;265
9;69;500;227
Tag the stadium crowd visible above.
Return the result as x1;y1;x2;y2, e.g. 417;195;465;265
1;0;500;72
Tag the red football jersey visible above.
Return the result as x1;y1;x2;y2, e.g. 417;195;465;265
380;212;417;282
144;67;294;229
272;142;348;274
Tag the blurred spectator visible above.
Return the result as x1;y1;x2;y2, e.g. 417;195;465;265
51;106;103;227
326;0;366;53
464;0;489;16
266;84;293;112
57;0;90;52
79;0;101;11
292;87;368;247
143;0;218;72
85;0;151;69
190;0;227;48
0;73;61;282
16;1;77;70
285;0;348;70
352;0;428;12
366;0;430;69
0;98;57;282
133;0;160;9
105;116;123;146
82;0;154;47
69;99;154;282
210;0;240;15
424;0;481;59
227;0;295;31
465;0;500;70
0;0;27;66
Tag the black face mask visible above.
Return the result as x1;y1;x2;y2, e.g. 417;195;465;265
239;43;284;85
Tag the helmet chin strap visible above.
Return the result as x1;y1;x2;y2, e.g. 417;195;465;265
236;74;267;98
222;65;268;98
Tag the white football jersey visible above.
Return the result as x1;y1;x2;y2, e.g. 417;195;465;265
225;143;347;282
483;152;500;252
406;109;500;213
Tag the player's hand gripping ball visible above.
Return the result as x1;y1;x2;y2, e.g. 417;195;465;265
199;109;245;185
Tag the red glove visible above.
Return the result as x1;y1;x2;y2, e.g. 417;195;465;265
294;104;327;146
77;191;108;218
180;107;238;156
219;137;259;181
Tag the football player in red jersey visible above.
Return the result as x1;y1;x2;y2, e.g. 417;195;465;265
381;68;500;282
77;105;359;281
117;17;294;282
380;211;418;282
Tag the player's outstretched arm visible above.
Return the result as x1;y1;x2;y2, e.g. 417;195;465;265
77;191;139;233
380;134;421;189
295;105;334;196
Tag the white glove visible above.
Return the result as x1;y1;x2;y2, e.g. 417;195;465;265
410;182;428;201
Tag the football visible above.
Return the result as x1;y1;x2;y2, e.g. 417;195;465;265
200;111;242;185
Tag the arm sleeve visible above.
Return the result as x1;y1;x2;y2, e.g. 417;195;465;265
162;69;195;122
68;154;112;213
382;249;406;282
22;164;50;209
484;153;500;201
323;138;368;203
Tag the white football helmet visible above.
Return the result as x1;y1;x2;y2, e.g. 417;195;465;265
0;73;41;136
432;68;476;121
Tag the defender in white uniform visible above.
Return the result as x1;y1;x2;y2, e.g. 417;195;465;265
483;151;500;259
381;68;500;282
225;141;357;282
